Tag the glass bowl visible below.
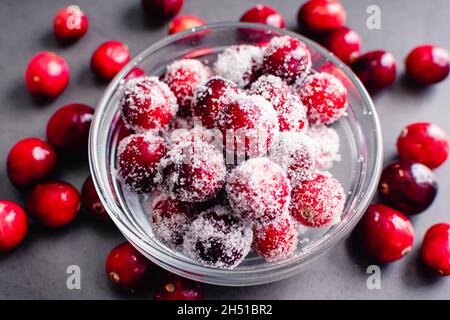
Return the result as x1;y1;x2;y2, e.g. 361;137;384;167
89;22;383;286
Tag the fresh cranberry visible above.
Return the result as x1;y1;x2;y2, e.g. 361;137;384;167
25;51;69;100
323;27;361;64
378;161;437;215
154;273;204;300
168;15;206;35
405;45;450;85
124;67;145;80
397;122;449;169
26;181;80;227
81;175;108;220
7;137;57;189
46;103;94;154
141;0;183;21
421;223;450;276
0;200;28;252
105;242;151;290
53;5;88;42
351;50;397;92
297;0;347;34
240;5;285;29
91;40;130;81
355;204;414;263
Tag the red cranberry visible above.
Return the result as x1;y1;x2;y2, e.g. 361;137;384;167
53;5;88;42
154;273;204;300
421;223;450;276
26;181;80;227
240;5;285;29
356;204;414;263
378;161;437;215
168;15;206;35
7;137;57;189
46;103;94;154
297;0;347;34
105;242;151;290
141;0;183;21
25;51;69;100
81;175;108;220
91;40;130;81
397;122;449;169
0;200;28;252
405;45;450;85
124;67;145;80
323;27;361;64
351;50;397;92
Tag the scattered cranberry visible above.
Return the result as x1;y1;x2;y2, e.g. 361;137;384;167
46;103;94;154
168;15;206;35
25;51;69;100
351;50;397;92
0;200;28;252
124;67;145;80
105;242;151;290
297;0;346;34
356;204;414;263
240;5;285;29
397;122;449;169
378;161;437;215
91;40;130;81
26;181;80;228
141;0;184;21
53;5;88;42
421;223;450;276
323;27;361;64
81;175;108;220
405;45;450;85
7;137;57;189
154;273;204;300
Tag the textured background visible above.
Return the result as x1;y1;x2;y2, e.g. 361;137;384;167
0;0;449;299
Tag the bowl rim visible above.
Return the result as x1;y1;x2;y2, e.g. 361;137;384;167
89;21;383;286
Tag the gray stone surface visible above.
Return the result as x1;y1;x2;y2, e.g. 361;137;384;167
0;0;449;299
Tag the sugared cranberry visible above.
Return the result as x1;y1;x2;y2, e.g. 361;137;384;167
169;127;219;146
168;15;206;35
299;72;347;125
307;125;340;170
378;161;437;215
154;273;204;300
351;50;397;92
46;103;94;154
124;67;145;80
53;5;88;42
163;59;211;110
397;122;449;169
405;45;449;85
421;223;450;276
105;242;151;290
356;204;414;263
262;36;312;84
25;51;69;100
191;76;238;128
323;27;361;64
26;181;80;227
81;175;108;220
240;4;285;29
0;200;28;252
91;40;130;81
141;0;183;21
183;206;252;269
226;157;291;225
250;75;308;132
290;171;345;227
7;137;57;189
120;76;178;132
118;133;167;194
297;0;347;34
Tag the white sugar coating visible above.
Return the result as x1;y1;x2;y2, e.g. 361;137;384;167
307;125;341;170
269;131;316;186
119;76;178;132
169;115;194;131
169;126;222;147
183;205;253;269
214;45;264;87
226;157;291;225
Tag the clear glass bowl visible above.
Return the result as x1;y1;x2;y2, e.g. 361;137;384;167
89;22;383;286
